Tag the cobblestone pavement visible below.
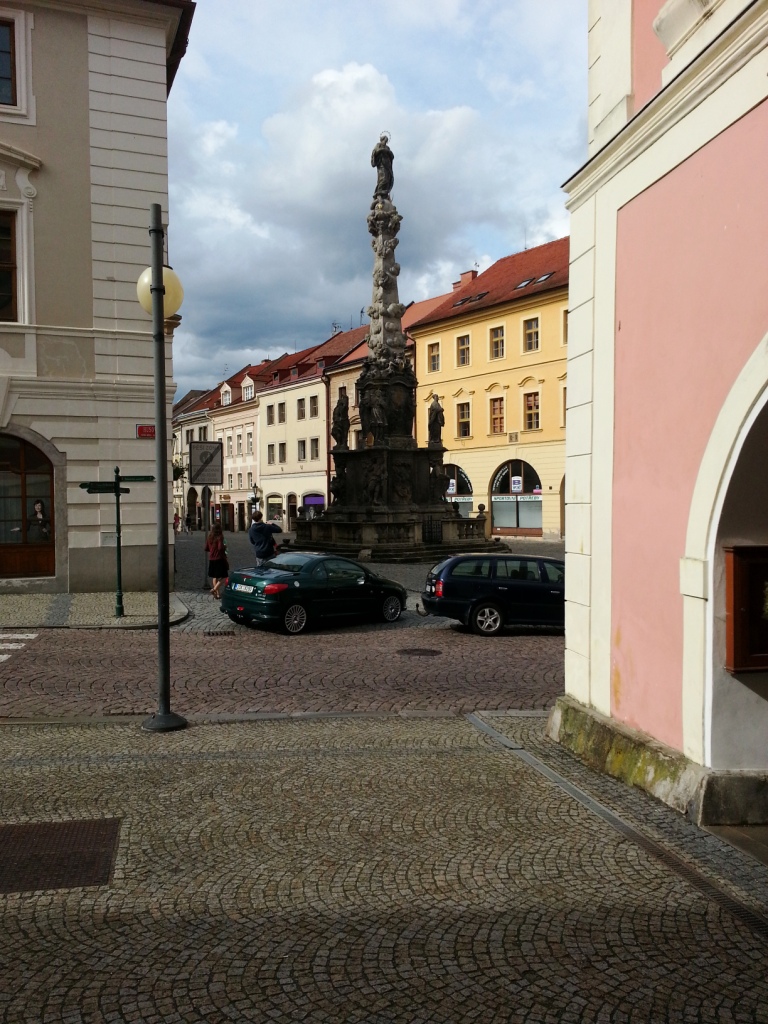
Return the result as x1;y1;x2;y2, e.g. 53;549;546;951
5;534;765;1021
1;716;767;1023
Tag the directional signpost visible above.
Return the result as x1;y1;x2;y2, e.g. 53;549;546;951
79;466;154;618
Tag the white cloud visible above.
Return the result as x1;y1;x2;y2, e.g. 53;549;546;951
167;1;587;398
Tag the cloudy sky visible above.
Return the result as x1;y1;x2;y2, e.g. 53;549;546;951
167;0;588;401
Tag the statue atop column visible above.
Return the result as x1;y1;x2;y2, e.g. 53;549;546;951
371;134;394;199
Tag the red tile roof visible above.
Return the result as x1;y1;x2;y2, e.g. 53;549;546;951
409;237;569;330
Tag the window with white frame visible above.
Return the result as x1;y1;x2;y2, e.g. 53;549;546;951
523;317;539;352
298;439;306;461
428;343;440;372
267;444;275;465
297;398;306;419
236;434;242;455
198;426;208;441
562;309;569;345
457;402;471;438
490;397;504;434
310;437;319;460
237;473;242;489
246;431;253;454
227;473;233;488
456;335;470;367
267;405;274;425
278;402;286;423
524;391;540;430
247;472;253;488
309;395;319;417
278;442;286;463
0;11;34;123
242;383;254;401
490;326;504;359
222;389;231;406
226;436;232;457
185;429;193;445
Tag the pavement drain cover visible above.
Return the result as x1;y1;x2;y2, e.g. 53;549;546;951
0;818;121;894
398;648;442;657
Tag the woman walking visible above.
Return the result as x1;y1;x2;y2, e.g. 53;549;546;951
205;522;228;599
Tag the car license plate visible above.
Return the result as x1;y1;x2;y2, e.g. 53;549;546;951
426;583;434;593
232;584;253;593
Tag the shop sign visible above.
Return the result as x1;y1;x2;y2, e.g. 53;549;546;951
511;475;523;493
518;495;542;502
492;495;516;502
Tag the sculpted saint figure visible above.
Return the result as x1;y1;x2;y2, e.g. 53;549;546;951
331;392;350;449
371;134;394;199
427;395;445;444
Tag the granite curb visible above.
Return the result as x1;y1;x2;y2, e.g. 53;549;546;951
0;592;190;629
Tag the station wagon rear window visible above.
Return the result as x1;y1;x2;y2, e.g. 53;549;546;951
450;558;492;579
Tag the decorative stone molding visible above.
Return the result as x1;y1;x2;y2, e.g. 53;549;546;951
654;0;723;57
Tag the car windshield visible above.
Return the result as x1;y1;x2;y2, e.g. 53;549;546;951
262;552;314;574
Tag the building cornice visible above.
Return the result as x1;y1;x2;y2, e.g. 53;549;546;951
565;0;768;209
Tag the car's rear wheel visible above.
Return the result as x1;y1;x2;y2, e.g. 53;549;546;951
381;594;402;622
471;602;504;636
282;602;309;635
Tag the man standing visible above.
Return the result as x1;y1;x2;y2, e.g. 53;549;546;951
248;511;282;565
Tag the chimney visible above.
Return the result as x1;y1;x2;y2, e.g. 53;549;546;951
452;269;478;291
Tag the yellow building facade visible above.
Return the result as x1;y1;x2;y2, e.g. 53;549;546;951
410;239;569;538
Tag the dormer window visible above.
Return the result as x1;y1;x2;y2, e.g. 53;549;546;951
291;367;298;378
221;389;232;406
242;383;254;402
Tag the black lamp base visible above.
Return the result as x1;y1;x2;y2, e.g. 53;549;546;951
142;711;188;732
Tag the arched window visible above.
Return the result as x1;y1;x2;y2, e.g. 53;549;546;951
444;463;474;518
0;435;55;577
490;459;542;535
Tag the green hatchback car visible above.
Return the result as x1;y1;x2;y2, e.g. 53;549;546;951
220;551;408;634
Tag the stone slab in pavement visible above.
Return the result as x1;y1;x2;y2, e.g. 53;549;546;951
0;715;766;1024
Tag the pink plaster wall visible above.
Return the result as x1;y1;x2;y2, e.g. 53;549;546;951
631;0;668;113
612;99;768;749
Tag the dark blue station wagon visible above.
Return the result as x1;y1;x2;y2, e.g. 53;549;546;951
421;553;564;635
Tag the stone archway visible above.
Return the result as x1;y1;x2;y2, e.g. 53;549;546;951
681;331;768;771
185;487;197;529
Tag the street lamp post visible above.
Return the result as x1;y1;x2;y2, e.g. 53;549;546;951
137;202;187;733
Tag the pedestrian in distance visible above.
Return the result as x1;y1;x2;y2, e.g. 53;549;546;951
205;522;229;599
184;513;192;533
173;511;180;534
248;510;282;566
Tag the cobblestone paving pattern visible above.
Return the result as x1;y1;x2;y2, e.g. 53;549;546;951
0;625;563;717
479;714;768;925
1;717;767;1023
